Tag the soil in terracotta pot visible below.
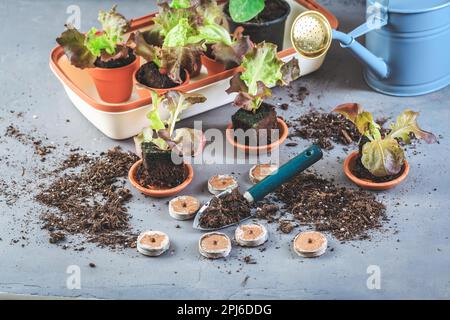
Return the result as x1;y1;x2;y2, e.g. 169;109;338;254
226;0;287;24
352;136;404;183
199;188;253;229
136;61;186;89
231;103;279;145
137;142;187;189
94;47;136;69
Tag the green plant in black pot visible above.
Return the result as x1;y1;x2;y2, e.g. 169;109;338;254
225;0;291;50
226;42;300;149
134;90;206;190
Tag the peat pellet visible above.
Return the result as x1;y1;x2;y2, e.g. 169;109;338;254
208;175;238;195
137;231;170;257
235;223;268;247
293;231;327;258
169;196;200;220
199;232;232;259
249;164;278;184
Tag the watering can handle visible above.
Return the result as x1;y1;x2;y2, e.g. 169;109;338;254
348;0;389;39
244;145;323;203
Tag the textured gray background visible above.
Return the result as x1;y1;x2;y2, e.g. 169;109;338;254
0;0;449;299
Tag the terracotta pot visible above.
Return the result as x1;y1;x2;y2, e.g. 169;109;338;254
128;160;194;198
343;151;410;191
226;118;289;153
201;54;226;76
87;57;140;104
134;67;190;95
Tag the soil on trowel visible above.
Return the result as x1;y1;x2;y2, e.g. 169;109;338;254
136;161;187;190
199;188;252;229
36;147;139;249
275;172;387;241
288;111;360;150
136;61;186;89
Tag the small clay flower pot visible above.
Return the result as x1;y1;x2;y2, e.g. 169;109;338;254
88;57;140;104
133;67;190;95
128;159;194;198
343;151;410;191
226;118;289;153
200;54;225;76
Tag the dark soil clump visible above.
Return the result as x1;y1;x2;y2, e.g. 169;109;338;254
136;61;186;89
199;189;252;229
232;103;279;145
275;173;387;241
288;111;360;150
36;147;139;249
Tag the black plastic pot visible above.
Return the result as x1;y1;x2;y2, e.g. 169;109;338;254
224;0;291;51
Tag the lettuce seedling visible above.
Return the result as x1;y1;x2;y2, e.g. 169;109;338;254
136;90;206;154
334;104;437;177
229;0;265;23
134;30;204;84
56;5;131;69
226;42;300;111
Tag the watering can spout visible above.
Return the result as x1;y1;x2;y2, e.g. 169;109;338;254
332;30;389;79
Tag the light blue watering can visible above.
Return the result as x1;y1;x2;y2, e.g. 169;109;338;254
291;0;450;96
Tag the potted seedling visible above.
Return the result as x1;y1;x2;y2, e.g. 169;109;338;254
225;42;300;152
224;0;291;50
185;0;253;75
129;90;206;198
56;5;138;103
133;0;205;89
334;103;437;190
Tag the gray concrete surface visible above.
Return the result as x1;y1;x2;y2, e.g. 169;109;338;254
0;0;449;300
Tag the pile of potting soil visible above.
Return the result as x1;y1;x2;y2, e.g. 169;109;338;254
288;111;361;150
36;147;139;249
259;173;387;241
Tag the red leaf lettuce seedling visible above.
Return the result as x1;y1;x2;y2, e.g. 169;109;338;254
334;103;437;177
56;5;132;69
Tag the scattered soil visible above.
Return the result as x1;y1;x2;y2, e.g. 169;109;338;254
136;61;185;89
242;255;257;264
136;161;187;189
288;111;360;150
287;85;310;104
94;48;136;69
36;147;139;249
5;125;55;159
275;173;387;241
278;220;295;234
199;188;252;229
255;203;279;223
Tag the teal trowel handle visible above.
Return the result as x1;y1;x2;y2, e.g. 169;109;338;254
244;145;323;203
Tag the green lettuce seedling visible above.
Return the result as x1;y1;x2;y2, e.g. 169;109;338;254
136;90;206;153
226;42;300;111
56;5;131;69
229;0;265;23
334;104;437;177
